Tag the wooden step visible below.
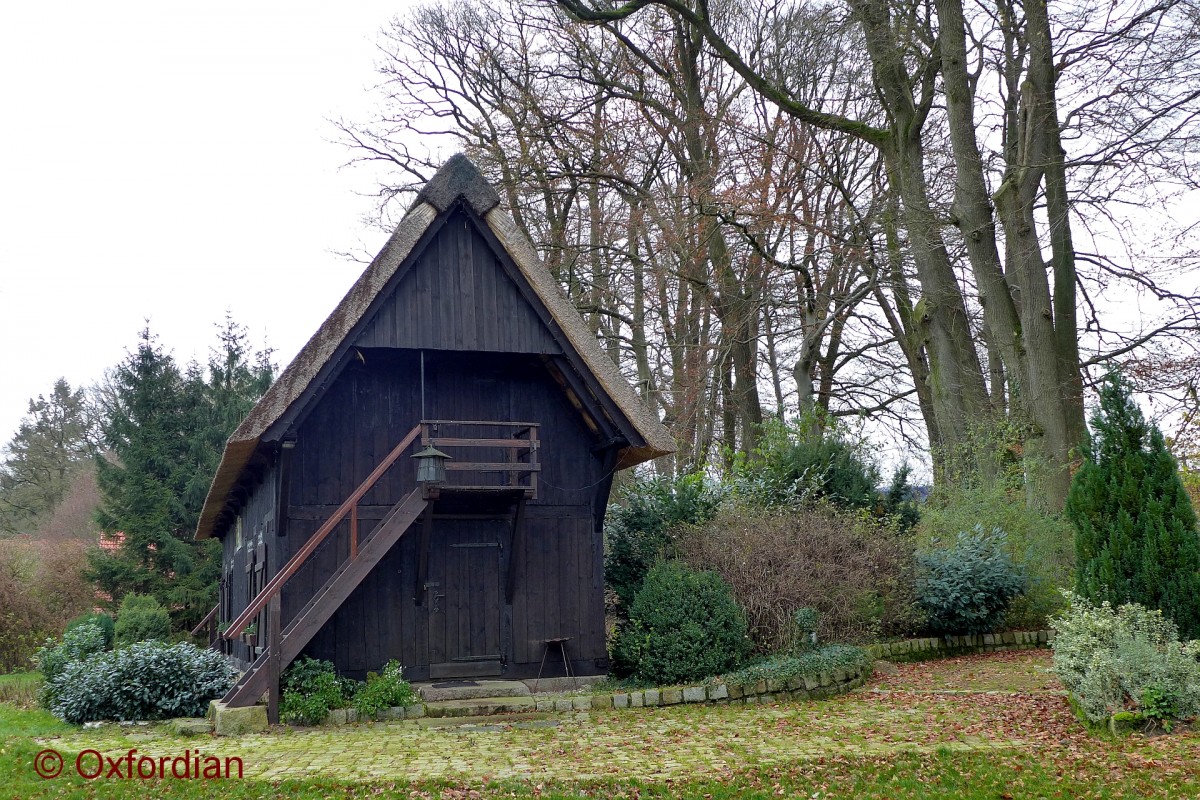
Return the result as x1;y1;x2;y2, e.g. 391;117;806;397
221;489;428;707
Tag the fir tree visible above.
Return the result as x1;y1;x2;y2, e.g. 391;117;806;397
0;378;94;535
89;321;274;628
1066;373;1200;638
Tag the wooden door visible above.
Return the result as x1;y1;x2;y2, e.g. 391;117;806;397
427;520;504;678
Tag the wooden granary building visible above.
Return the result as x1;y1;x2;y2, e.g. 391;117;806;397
194;155;674;713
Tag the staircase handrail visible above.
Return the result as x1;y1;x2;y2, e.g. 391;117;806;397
222;424;422;640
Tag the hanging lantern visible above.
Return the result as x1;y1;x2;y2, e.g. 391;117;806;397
412;445;451;485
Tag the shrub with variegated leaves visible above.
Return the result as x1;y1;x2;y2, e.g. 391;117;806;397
1051;592;1200;724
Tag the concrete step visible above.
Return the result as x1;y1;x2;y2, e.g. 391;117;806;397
423;696;537;718
415;679;531;702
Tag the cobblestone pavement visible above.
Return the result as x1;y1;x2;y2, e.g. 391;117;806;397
32;651;1098;783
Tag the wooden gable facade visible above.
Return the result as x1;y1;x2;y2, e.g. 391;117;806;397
194;156;674;714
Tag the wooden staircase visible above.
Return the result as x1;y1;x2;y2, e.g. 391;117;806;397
217;424;425;712
211;420;540;716
219;488;427;708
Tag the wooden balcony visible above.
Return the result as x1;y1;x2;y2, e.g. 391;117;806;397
420;420;539;500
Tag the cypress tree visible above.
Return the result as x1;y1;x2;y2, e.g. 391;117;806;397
1066;373;1200;638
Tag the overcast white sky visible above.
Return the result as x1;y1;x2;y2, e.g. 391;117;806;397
0;1;434;443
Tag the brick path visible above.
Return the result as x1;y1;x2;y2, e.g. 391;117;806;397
37;651;1072;783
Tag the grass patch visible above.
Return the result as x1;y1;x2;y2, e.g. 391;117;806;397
0;699;72;738
872;649;1060;693
3;650;1198;798
0;672;42;709
2;746;1199;799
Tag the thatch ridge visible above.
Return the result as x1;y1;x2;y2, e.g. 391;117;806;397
196;155;674;540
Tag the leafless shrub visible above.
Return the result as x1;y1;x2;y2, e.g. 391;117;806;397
0;538;98;671
674;504;923;651
35;463;101;541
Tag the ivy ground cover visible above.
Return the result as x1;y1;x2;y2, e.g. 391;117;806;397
6;650;1200;798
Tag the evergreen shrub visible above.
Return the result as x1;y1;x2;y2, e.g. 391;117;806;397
65;613;115;650
47;640;234;723
916;525;1027;634
613;561;749;685
1066;373;1200;638
114;593;171;645
919;480;1074;631
1051;592;1200;725
33;622;108;703
732;417;920;529
604;473;724;611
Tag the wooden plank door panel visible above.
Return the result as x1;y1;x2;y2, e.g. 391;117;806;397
428;520;503;677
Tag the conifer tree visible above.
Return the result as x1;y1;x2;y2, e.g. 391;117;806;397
89;320;274;628
0;378;94;535
1066;373;1200;638
91;328;199;621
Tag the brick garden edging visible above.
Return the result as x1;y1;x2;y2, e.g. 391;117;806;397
297;630;1055;729
605;663;872;710
866;630;1055;663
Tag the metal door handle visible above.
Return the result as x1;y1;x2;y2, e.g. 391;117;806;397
432;593;445;613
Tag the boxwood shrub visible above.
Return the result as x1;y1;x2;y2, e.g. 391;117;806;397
613;560;750;685
113;593;171;646
47;640;235;723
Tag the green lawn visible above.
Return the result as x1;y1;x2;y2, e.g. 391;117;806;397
0;672;42;710
3;652;1198;799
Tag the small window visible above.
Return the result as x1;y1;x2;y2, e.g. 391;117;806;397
235;516;243;551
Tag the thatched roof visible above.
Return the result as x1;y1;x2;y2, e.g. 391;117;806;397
196;155;675;540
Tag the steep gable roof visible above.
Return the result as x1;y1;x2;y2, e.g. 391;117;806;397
196;155;675;540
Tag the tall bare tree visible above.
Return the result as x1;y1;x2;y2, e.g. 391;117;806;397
559;0;1200;506
339;0;905;469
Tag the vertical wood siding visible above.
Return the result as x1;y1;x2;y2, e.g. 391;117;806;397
220;211;622;678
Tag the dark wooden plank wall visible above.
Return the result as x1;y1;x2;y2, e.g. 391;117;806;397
220;462;278;666
355;211;562;356
270;350;610;678
219;211;625;678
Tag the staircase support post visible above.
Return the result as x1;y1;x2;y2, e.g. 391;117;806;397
266;594;281;724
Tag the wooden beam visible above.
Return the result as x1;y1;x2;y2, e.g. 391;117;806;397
445;462;541;472
505;495;527;604
592;446;620;533
415;501;434;605
426;437;536;448
266;594;280;725
276;439;295;539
